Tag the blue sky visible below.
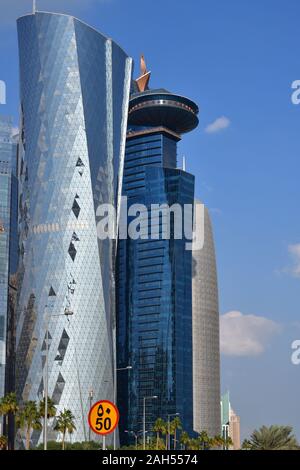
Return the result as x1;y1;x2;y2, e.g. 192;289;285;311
1;0;300;441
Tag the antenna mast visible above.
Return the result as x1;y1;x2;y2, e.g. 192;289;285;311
33;0;36;14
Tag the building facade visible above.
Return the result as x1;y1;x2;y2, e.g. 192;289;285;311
192;204;221;437
229;407;241;450
221;391;241;449
117;61;199;444
16;12;132;445
0;116;18;432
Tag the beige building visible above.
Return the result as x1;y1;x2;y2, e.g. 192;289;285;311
192;203;221;437
229;408;241;450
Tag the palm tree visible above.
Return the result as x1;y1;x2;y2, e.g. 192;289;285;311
16;401;42;450
39;396;57;420
0;393;18;434
224;435;233;449
170;416;182;450
161;423;168;450
0;393;18;450
249;425;299;450
197;430;211;450
187;438;199;450
211;434;224;449
0;435;7;451
39;396;57;439
39;396;57;447
54;409;76;450
180;431;190;450
153;418;166;449
241;438;252;450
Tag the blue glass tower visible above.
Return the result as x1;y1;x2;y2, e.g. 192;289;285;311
16;12;132;446
117;61;199;444
0;116;18;427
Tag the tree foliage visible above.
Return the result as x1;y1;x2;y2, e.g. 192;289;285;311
16;401;42;450
38;396;57;420
54;409;76;450
248;425;299;450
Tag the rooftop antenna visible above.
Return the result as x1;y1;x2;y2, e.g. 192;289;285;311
33;0;36;14
182;155;186;172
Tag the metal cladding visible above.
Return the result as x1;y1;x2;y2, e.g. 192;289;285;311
16;12;132;446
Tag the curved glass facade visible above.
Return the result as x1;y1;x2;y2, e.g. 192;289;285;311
16;12;132;446
117;127;195;443
192;204;221;436
0;116;18;402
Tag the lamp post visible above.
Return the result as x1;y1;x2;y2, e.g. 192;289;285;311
125;429;145;450
143;396;157;450
113;365;132;450
88;389;94;442
43;307;73;450
167;412;180;450
222;424;230;450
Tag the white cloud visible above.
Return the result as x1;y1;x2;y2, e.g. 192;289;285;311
276;243;300;277
209;207;222;216
287;243;300;277
220;311;280;356
205;116;231;134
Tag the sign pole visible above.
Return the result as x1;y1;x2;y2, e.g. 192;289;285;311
88;400;119;449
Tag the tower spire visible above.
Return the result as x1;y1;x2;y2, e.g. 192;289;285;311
33;0;36;14
182;155;186;172
136;54;151;92
140;55;147;76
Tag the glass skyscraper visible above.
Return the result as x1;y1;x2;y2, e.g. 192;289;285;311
16;12;132;446
0;116;18;430
117;62;199;443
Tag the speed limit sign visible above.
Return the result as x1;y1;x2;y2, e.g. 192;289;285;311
88;400;119;435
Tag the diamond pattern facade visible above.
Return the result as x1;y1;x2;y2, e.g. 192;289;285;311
192;204;221;436
16;12;132;446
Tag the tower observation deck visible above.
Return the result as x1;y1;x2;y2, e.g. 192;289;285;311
128;56;199;135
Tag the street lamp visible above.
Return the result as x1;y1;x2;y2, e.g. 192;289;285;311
125;429;145;450
113;365;132;450
143;396;157;450
222;424;230;450
167;413;180;450
43;307;73;450
88;389;94;442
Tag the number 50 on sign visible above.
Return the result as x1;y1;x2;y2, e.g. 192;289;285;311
88;400;119;435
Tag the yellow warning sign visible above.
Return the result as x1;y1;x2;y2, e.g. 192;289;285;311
88;400;119;436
